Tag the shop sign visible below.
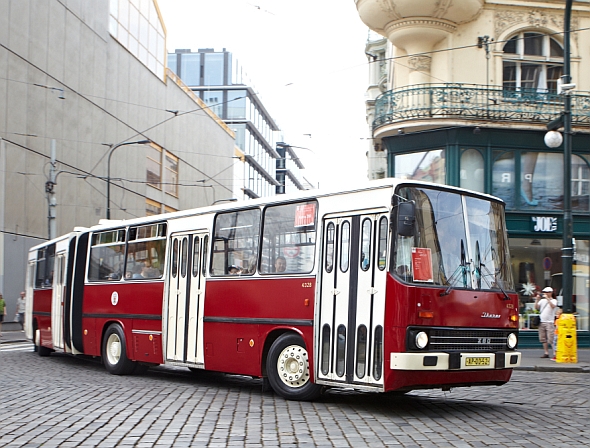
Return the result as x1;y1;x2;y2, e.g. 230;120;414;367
531;216;557;232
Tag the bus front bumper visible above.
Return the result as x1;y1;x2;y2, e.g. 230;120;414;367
390;351;521;371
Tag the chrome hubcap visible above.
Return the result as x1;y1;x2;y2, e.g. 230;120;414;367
277;344;310;388
106;334;121;365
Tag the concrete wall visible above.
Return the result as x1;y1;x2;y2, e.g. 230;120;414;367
0;0;236;316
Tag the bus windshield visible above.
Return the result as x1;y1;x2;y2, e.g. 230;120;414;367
394;186;514;291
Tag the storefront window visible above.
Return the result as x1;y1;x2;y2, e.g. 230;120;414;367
510;237;589;331
572;154;590;212
394;149;445;184
492;151;515;210
460;148;484;193
520;152;564;210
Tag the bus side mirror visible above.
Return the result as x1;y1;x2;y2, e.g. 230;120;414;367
397;201;415;237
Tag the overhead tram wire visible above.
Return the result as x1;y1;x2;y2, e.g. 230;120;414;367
86;94;246;179
0;42;242;187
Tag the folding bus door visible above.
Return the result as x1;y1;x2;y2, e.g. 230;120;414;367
166;232;208;366
317;212;389;388
51;252;67;351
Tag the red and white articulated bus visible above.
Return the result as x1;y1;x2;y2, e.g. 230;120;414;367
25;179;521;400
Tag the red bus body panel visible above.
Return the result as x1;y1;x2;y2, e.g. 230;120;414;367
33;288;53;348
203;277;315;376
80;281;164;362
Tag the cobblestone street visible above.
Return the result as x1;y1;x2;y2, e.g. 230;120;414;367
1;344;588;447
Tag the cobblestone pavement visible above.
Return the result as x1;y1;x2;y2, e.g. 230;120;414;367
1;344;588;447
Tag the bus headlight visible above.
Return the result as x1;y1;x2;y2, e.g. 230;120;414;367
415;331;429;349
507;332;517;349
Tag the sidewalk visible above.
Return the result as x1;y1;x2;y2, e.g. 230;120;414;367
2;329;588;373
516;348;590;373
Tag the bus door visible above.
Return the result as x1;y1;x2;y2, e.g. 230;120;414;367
317;212;388;388
51;252;67;351
166;231;208;366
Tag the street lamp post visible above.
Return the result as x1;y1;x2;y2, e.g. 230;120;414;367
562;0;574;315
106;140;151;219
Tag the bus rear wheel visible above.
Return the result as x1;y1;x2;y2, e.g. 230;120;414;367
266;333;321;401
36;329;52;357
102;324;136;375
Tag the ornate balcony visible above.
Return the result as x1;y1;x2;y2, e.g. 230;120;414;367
373;84;590;131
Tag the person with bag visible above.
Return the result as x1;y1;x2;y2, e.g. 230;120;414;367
535;286;557;358
15;291;26;331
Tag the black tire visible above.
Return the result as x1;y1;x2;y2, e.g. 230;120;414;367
36;329;51;357
102;323;136;375
266;333;321;401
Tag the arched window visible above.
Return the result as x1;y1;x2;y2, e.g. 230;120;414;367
503;32;563;93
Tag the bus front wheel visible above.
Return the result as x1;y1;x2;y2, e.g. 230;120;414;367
102;324;136;375
266;333;321;401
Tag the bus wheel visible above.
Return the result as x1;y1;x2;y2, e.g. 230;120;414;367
36;329;51;357
102;324;136;375
267;333;321;401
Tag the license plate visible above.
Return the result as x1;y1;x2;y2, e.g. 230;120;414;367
465;357;490;366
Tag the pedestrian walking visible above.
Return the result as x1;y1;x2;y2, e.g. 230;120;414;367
535;286;558;358
16;291;26;331
0;292;6;337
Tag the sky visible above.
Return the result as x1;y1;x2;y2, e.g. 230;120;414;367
157;0;372;190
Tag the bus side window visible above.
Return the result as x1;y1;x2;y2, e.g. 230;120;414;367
377;216;388;271
211;209;260;276
35;245;56;288
125;223;167;280
88;230;125;281
260;201;317;274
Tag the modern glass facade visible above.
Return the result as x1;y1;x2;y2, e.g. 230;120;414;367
168;48;299;198
109;0;166;79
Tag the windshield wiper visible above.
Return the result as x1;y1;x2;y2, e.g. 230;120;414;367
478;261;510;300
440;240;469;296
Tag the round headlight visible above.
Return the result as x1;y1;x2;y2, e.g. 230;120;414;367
415;331;429;349
507;332;517;349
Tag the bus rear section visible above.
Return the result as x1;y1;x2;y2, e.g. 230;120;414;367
27;222;168;375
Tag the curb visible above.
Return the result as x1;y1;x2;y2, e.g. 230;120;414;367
515;365;590;373
0;339;29;344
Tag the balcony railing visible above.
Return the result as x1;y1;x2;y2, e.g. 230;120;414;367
373;83;590;130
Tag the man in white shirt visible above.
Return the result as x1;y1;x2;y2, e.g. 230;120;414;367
16;291;26;331
535;286;558;358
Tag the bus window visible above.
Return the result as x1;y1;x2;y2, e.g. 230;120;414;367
340;221;350;273
356;325;367;379
211;208;260;276
336;324;346;377
325;222;335;273
88;230;125;281
393;186;514;291
260;201;317;274
192;236;200;278
171;238;179;278
202;235;209;277
125;223;167;280
360;218;372;271
321;324;331;375
181;237;188;278
35;245;55;288
377;216;388;271
373;326;383;380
